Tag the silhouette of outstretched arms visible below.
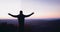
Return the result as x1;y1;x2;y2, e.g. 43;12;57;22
25;12;34;17
8;13;18;17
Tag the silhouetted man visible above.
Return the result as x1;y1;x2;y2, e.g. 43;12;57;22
8;10;34;32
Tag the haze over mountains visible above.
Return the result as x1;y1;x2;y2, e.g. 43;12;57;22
0;18;60;32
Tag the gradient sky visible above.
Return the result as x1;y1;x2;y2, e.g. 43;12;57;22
0;0;60;19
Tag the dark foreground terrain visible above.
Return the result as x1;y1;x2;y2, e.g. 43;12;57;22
0;18;60;32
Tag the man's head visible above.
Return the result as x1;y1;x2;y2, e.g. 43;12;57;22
20;10;23;14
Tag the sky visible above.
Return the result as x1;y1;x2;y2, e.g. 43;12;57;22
0;0;60;19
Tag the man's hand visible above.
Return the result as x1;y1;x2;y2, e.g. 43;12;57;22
8;13;11;15
32;12;34;14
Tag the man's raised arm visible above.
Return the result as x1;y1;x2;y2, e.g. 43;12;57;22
8;13;18;17
25;12;34;17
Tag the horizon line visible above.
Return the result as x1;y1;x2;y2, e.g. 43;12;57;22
0;18;60;20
